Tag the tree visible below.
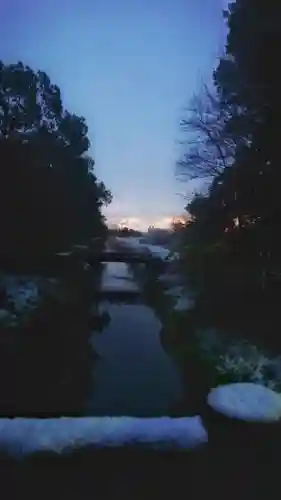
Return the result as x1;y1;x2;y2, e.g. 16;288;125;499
213;1;281;260
176;1;281;350
180;1;281;251
0;61;111;255
176;85;237;181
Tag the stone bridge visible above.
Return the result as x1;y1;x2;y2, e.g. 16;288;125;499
0;247;167;276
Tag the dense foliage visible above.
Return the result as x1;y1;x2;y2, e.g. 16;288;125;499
0;61;112;415
0;61;111;256
177;1;281;350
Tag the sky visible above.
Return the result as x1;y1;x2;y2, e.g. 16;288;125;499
2;0;227;231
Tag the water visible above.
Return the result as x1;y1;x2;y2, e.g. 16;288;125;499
101;261;139;293
88;262;183;416
0;260;183;416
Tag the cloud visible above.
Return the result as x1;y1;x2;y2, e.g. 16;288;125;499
119;217;143;229
107;215;185;231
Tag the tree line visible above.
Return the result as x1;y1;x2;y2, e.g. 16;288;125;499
0;61;112;258
177;1;281;350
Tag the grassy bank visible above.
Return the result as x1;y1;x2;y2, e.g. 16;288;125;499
130;261;281;415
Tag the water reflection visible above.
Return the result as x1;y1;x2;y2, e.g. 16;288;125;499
87;300;183;417
0;259;185;417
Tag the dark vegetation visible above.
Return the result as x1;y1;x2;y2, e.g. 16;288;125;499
2;446;269;500
0;61;112;415
0;269;113;416
110;227;143;237
0;61;111;256
177;0;281;353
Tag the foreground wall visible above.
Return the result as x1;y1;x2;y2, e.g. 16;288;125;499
1;385;280;500
0;416;207;459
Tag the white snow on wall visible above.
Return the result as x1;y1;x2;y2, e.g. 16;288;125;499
0;416;208;458
208;383;281;423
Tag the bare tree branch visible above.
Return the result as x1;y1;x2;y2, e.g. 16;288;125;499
176;85;236;181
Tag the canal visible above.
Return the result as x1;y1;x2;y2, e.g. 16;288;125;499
88;261;183;416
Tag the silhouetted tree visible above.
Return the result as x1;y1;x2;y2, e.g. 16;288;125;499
177;1;281;350
177;85;237;181
0;61;111;256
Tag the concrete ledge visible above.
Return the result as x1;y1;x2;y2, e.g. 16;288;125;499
0;416;208;458
0;385;279;499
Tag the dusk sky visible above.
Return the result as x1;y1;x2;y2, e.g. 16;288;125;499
2;0;226;230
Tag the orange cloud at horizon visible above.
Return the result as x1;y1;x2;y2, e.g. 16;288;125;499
108;215;187;231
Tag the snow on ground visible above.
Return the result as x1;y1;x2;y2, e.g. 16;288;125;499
164;286;185;297
1;276;40;315
0;416;208;458
163;286;194;311
145;245;178;261
0;276;41;326
115;237;145;250
101;262;139;293
115;237;176;261
195;329;281;391
174;296;194;312
215;340;281;390
145;245;170;260
207;383;281;422
73;244;89;250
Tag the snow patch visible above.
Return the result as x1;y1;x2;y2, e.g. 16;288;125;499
216;340;281;390
208;383;281;422
3;276;40;314
174;297;194;312
163;286;194;311
115;237;145;251
144;245;170;260
0;416;208;458
73;245;89;250
164;286;184;297
115;238;175;262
